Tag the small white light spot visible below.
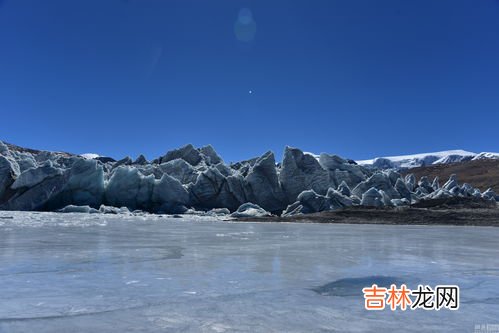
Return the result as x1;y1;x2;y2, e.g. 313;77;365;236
249;90;253;94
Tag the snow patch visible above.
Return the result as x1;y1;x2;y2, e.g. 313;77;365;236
472;152;499;161
80;153;100;159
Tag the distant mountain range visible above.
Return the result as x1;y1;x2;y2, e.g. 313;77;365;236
356;150;499;170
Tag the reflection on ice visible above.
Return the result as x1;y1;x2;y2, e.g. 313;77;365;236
1;211;499;332
313;276;403;296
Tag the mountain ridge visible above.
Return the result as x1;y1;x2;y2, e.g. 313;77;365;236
357;150;499;169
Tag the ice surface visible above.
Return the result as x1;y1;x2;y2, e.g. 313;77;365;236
1;211;499;332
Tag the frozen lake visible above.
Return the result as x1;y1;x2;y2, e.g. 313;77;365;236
1;211;499;332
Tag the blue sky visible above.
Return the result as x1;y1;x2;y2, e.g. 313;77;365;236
1;0;499;163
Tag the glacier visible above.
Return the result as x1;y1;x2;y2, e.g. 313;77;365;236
0;141;497;216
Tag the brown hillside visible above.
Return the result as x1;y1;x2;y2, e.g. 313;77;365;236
401;159;499;193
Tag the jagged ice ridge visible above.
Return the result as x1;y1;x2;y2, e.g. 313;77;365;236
0;141;497;217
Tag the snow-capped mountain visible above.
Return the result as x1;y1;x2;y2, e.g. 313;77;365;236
80;153;100;159
472;152;499;161
356;150;497;169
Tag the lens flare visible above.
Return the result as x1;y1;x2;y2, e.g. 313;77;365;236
234;8;256;42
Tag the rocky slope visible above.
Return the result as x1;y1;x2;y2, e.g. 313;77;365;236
236;204;499;226
0;141;497;217
401;159;499;193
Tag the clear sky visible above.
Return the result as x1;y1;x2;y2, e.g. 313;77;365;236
1;0;499;163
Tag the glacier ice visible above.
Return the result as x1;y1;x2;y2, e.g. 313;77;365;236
230;202;271;218
326;187;354;208
105;166;154;210
159;159;198;185
189;167;240;211
336;181;351;197
0;140;495;216
279;146;330;202
58;204;100;213
0;155;20;198
133;154;148;165
352;172;400;200
296;190;330;213
2;174;68;211
199;144;223;165
51;158;105;208
483;188;497;201
11;160;62;190
394;178;412;201
152;174;189;213
156;144;203;166
432;176;440;190
443;174;459;191
244;151;285;212
360;187;384;207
